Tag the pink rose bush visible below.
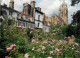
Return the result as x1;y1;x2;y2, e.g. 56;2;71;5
43;40;48;44
75;51;80;54
64;40;67;44
53;33;56;36
7;44;16;51
6;44;17;58
64;35;75;40
5;38;80;58
32;39;36;43
42;46;46;50
50;42;53;45
52;40;56;43
5;56;10;58
28;37;80;58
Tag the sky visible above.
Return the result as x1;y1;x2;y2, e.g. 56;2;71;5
1;0;80;23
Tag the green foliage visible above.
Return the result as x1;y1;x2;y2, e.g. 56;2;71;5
0;17;28;57
17;54;24;58
61;24;77;37
72;10;80;37
26;38;80;58
0;17;80;58
50;25;61;33
26;28;34;42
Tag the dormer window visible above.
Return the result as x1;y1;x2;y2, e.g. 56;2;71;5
18;13;21;16
61;12;63;17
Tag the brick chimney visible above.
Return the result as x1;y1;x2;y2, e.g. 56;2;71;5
30;0;35;8
9;0;14;9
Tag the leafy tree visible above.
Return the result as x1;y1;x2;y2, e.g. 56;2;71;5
71;0;80;6
71;10;80;37
71;0;80;37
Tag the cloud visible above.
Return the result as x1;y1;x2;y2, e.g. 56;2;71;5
36;0;62;16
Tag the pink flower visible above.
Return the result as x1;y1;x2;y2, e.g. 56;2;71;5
64;40;67;44
60;48;63;50
5;56;9;58
67;36;71;40
32;39;36;43
55;48;60;52
75;51;80;54
53;33;56;36
72;48;75;50
52;40;56;43
26;56;28;58
7;44;16;51
14;48;16;50
50;42;52;45
42;46;46;50
43;41;48;44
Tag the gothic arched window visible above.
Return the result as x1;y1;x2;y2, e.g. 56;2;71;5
61;12;63;17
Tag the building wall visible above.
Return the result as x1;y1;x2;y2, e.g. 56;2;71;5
2;8;9;16
0;6;35;29
9;0;14;9
35;12;43;28
27;22;35;29
23;3;31;15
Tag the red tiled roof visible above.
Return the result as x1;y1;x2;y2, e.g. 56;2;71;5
15;10;32;18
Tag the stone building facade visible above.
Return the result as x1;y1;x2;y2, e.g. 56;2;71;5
23;0;35;19
9;0;14;9
59;1;68;25
0;0;45;29
23;0;45;29
0;0;35;29
0;0;68;32
44;1;68;27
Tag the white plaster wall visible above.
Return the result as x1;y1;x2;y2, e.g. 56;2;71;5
2;8;9;16
35;12;43;28
12;12;17;18
35;12;43;21
27;22;35;29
